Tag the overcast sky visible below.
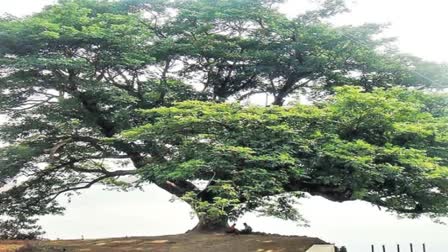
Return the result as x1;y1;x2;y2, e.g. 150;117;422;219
1;0;447;251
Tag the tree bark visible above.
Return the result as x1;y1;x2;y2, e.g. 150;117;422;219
187;215;229;233
285;180;353;202
273;94;286;106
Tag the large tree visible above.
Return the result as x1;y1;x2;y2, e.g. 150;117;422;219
0;0;446;231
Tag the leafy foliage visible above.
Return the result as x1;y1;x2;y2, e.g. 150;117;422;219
125;87;448;221
0;216;45;240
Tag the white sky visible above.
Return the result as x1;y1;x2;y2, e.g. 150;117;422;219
0;0;447;251
282;0;448;63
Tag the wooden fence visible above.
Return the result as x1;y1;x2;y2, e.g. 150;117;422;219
370;243;427;252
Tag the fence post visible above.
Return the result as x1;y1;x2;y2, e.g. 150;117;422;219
382;245;386;252
410;243;413;252
371;244;375;252
423;243;426;252
397;244;400;252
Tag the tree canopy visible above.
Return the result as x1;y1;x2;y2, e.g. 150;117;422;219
0;0;447;231
123;87;448;226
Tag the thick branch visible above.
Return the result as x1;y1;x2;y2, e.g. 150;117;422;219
272;72;314;106
285;181;353;202
158;180;200;198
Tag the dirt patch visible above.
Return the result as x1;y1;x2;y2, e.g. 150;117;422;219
0;233;329;252
0;240;32;252
0;244;23;252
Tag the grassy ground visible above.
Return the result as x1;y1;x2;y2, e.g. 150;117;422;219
0;233;328;252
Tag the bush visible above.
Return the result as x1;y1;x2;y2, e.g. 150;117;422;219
0;216;45;240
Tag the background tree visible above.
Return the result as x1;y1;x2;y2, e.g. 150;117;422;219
0;0;446;232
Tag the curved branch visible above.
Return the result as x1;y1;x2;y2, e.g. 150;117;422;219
47;175;110;202
157;180;200;198
285;180;353;202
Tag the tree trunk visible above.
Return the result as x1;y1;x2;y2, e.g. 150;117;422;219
187;215;229;233
273;95;285;106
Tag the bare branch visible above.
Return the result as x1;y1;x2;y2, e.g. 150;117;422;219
47;175;110;202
